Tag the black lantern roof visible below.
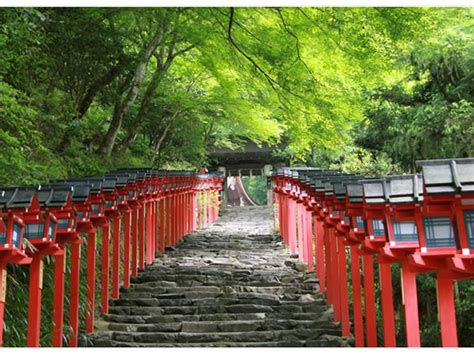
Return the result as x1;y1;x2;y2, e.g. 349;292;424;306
0;188;17;207
345;182;364;203
362;179;386;204
70;185;91;202
416;158;474;195
384;174;423;204
102;178;117;193
6;187;36;209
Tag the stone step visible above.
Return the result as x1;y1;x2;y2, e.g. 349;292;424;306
108;302;327;316
106;319;340;334
103;311;336;324
108;328;340;344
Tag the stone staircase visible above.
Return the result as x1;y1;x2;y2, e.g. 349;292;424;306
87;207;352;347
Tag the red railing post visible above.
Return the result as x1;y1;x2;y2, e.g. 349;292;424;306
379;261;396;347
436;274;458;347
26;255;44;347
131;207;138;277
362;254;378;347
305;208;313;271
68;242;81;347
314;217;325;293
112;216;121;299
85;229;96;334
159;199;165;251
51;250;66;347
123;211;131;288
101;222;110;313
401;262;421;347
350;245;364;346
288;199;296;254
138;205;145;269
337;236;350;337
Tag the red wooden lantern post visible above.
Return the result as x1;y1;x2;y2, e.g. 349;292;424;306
38;186;80;347
3;188;59;347
343;182;366;347
375;174;424;347
0;188;29;347
412;158;474;347
360;179;390;347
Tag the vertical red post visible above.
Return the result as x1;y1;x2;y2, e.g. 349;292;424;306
0;267;6;347
131;208;138;277
401;263;420;347
338;237;350;336
363;254;378;347
314;218;325;292
350;245;364;347
101;223;110;314
112;217;120;299
138;205;145;269
27;255;43;347
68;242;81;347
436;275;458;347
167;195;172;245
324;227;332;303
330;229;341;322
145;202;151;264
379;262;396;347
123;211;131;289
297;204;304;261
305;210;314;271
85;229;96;334
159;200;165;252
288;200;297;254
52;250;66;347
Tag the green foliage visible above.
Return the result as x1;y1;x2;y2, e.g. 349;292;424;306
241;176;268;205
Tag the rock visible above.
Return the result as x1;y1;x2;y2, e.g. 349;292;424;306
298;294;316;303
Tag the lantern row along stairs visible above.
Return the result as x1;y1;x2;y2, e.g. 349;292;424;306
271;157;474;347
0;169;223;347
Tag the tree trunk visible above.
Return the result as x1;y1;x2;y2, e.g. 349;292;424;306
150;110;181;165
116;60;169;153
76;61;126;119
99;26;165;157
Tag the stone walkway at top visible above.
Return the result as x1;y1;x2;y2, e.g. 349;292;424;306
88;206;352;347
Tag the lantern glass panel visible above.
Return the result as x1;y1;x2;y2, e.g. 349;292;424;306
343;212;350;223
91;204;101;214
25;223;44;239
105;200;114;208
423;217;456;248
463;210;474;249
77;211;89;220
48;220;56;238
12;222;21;248
372;219;385;237
58;218;69;229
356;216;365;230
393;220;418;242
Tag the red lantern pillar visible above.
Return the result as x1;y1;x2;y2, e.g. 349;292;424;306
123;211;131;288
112;216;120;299
26;255;44;347
85;229;97;334
51;250;66;347
131;208;138;277
68;242;81;347
362;254;378;347
350;245;364;346
101;222;110;313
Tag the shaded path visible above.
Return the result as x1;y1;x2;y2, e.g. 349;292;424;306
88;207;352;347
